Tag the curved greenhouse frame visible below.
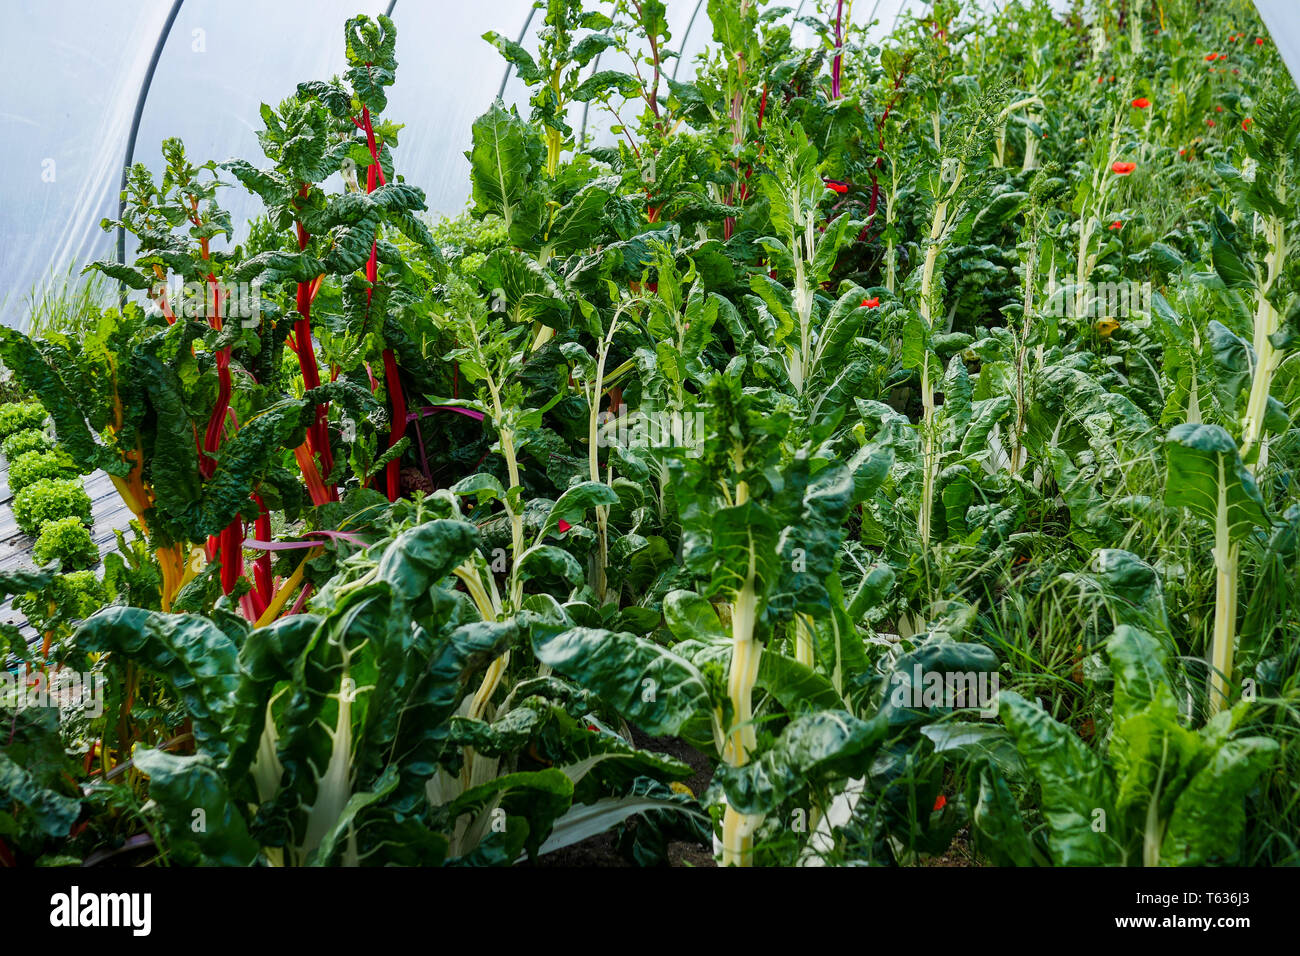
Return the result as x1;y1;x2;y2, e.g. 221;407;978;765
1;0;1299;880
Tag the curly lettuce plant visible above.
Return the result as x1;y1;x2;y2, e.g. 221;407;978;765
6;449;76;495
32;515;99;571
1;427;50;460
12;477;92;536
0;401;47;440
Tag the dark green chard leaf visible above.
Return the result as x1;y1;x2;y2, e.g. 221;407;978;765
132;749;260;867
998;691;1122;865
532;626;716;747
714;711;887;816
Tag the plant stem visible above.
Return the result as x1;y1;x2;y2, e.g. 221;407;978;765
721;479;762;866
1209;210;1286;714
917;172;958;546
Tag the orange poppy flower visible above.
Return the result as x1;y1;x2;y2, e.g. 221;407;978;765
1111;161;1137;175
1206;52;1218;61
1132;97;1151;108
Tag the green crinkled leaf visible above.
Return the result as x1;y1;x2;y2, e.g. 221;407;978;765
542;481;620;539
133;749;259;866
1164;423;1268;541
515;544;584;586
443;768;574;862
467;102;545;247
923;722;1026;779
756;649;842;713
662;589;728;644
531;627;714;744
547;175;620;255
0;329;126;476
0;751;80;839
75;607;251;770
971;764;1037;866
999;691;1122;865
82;259;152;290
716;710;886;815
1160;736;1278;865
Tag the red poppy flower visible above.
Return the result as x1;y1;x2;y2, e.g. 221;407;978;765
823;179;849;194
933;794;947;812
1242;117;1253;131
1097;76;1104;84
557;519;572;533
1207;118;1216;127
861;296;880;308
1178;148;1186;155
1256;38;1265;45
1109;221;1123;230
1216;105;1224;112
1131;97;1150;109
1109;75;1116;82
1206;52;1218;61
1111;161;1137;175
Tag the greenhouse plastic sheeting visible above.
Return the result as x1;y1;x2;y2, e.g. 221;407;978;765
0;0;1269;329
1255;1;1300;93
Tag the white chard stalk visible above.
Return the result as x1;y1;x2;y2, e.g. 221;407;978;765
721;480;763;866
1209;209;1287;714
918;165;961;546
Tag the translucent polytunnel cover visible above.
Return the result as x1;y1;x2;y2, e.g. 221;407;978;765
0;0;1283;329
